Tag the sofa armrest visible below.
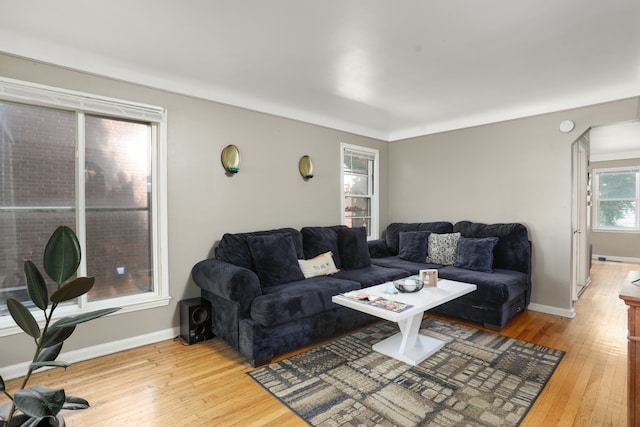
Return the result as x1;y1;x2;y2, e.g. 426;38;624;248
368;239;392;258
191;258;262;317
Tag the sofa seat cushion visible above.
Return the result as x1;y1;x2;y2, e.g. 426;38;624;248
251;276;361;327
437;266;529;305
371;256;443;274
332;264;410;288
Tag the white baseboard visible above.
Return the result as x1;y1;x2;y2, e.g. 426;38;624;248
0;327;180;381
592;254;640;264
528;303;576;319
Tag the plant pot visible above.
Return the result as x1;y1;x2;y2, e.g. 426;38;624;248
3;414;65;427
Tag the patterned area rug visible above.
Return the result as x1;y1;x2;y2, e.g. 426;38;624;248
248;317;564;426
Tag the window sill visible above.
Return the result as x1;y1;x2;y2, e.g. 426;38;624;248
0;295;171;338
592;228;640;234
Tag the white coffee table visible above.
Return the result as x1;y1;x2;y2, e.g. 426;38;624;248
332;279;476;365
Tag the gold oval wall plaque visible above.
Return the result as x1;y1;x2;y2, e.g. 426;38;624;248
221;144;240;174
299;155;314;179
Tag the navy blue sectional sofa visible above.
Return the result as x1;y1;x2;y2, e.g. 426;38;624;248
369;221;532;331
191;221;531;366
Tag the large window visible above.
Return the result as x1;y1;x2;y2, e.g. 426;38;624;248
341;143;379;239
0;77;168;335
593;167;640;231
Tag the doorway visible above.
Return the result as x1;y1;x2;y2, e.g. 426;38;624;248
572;120;640;301
571;131;591;300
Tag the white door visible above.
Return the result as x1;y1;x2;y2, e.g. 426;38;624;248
571;134;591;301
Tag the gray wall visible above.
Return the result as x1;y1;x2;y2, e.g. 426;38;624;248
388;99;640;312
590;158;640;260
2;51;640;369
0;53;389;367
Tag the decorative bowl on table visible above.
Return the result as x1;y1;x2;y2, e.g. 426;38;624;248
393;277;424;293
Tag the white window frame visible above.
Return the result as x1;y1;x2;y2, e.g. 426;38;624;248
592;166;640;232
340;143;379;239
0;77;170;337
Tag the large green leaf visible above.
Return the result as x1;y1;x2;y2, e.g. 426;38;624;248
51;307;121;329
50;277;95;303
36;342;64;365
24;261;48;311
40;325;76;349
31;361;70;371
7;298;41;339
14;385;65;418
43;226;81;285
62;395;90;411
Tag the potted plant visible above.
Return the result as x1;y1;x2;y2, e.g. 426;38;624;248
0;226;120;427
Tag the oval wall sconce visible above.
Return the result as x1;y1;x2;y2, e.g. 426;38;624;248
299;155;314;180
221;144;240;174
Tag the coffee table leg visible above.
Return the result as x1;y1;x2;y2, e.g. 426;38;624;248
397;312;422;353
372;312;446;365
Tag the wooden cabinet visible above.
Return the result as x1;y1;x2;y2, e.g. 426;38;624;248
619;271;640;427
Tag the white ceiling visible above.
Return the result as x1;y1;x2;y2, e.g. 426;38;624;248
590;121;640;162
1;0;639;141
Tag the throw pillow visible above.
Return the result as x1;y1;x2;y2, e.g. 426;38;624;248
298;251;339;278
454;236;499;272
425;232;461;265
300;225;345;268
398;231;430;262
247;233;305;287
337;227;371;270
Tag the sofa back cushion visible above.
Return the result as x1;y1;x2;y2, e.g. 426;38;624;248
246;233;305;287
300;225;347;268
215;227;304;271
337;227;371;269
385;222;454;255
398;231;430;262
453;236;499;273
453;221;530;274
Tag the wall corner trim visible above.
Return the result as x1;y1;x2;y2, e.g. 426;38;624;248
528;303;576;319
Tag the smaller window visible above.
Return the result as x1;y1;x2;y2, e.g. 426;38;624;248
341;144;379;239
593;167;640;231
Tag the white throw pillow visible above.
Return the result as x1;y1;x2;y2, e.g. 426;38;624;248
298;251;339;278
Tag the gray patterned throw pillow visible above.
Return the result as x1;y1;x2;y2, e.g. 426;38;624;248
425;232;461;265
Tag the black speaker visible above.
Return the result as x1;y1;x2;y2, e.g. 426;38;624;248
180;298;214;345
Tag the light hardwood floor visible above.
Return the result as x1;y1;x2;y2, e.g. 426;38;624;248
1;260;633;426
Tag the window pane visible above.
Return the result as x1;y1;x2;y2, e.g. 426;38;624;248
599;200;637;228
599;172;636;199
344;174;369;195
345;217;370;230
86;211;152;300
0;213;78;316
0;102;76;207
0;102;77;316
85;116;152;301
345;196;370;218
344;154;371;175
